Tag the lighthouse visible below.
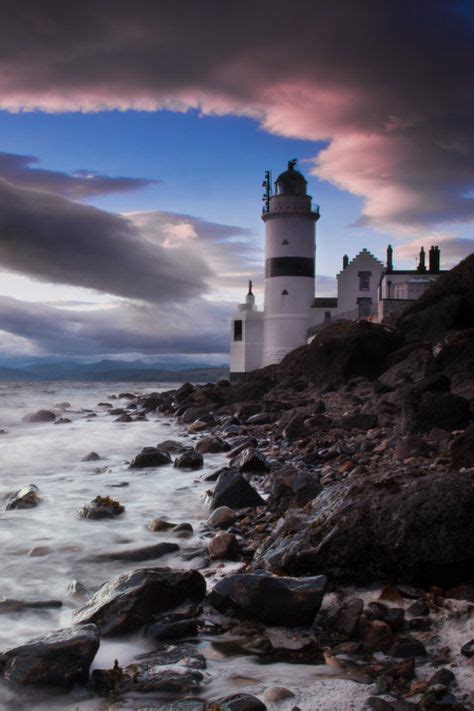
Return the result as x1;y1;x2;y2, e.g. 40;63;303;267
262;159;320;366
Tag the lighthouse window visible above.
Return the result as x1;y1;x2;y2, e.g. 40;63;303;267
233;320;243;341
281;289;288;295
358;271;371;291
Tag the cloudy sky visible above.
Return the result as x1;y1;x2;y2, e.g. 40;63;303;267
0;0;473;363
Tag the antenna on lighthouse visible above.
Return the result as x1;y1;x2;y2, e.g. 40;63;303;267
262;170;272;213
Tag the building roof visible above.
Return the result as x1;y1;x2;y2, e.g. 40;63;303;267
311;297;338;308
383;270;448;276
275;159;307;196
337;248;384;275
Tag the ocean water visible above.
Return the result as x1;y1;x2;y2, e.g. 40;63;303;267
0;382;471;710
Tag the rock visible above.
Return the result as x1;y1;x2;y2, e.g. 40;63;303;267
446;584;474;602
115;413;132;422
6;484;41;510
210;470;265;510
341;413;378;430
359;619;393;652
28;545;52;557
402;390;471;433
420;687;459;708
22;410;56;423
207;506;236;529
81;451;101;462
208;571;327;627
54;417;71;424
90;542;179;562
332;597;363;637
394;436;433;459
181;406;213;424
130;446;172;468
1;624;99;686
157;439;187;453
72;567;206;636
264;687;295;703
378;347;435;389
283;413;309;440
147;518;177;532
229;447;269;473
195;436;231;454
429;668;456;686
78;495;124;520
247;412;273;425
174;382;196;403
214;693;267;711
174;450;204;470
390;636;427;658
91;643;205;696
450;423;474;469
67;580;90;601
208;531;240;560
267;466;321;513
147;619;199;642
0;598;62;613
255;471;474;587
460;639;474;657
407;600;429;616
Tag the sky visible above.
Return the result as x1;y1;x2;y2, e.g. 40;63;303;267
0;0;473;364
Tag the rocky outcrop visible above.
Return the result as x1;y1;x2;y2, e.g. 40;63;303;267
210;470;265;510
0;625;99;686
72;567;206;636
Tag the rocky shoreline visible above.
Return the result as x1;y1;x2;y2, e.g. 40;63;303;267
1;256;473;710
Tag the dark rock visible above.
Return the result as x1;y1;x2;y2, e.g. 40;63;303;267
22;410;56;423
394;436;433;459
208;571;327;627
332;597;363;637
429;668;456;686
115;413;133;422
210;470;265;510
180;406;212;424
147;518;177;532
359;619;393;651
81;451;101;462
390;636;427;657
446;584;474;602
227;437;259;459
90;542;179;562
207;506;236;529
267;466;321;513
1;624;99;686
130;446;172;468
78;495;124;520
208;531;240;560
282;413;309;440
450;423;474;469
341;413;378;430
195;436;231;454
0;598;62;613
402;390;471;433
246;412;273;425
174;450;204;470
214;693;267;710
54;417;71;424
367;602;405;632
157;439;187;453
460;638;474;657
407;600;430;616
420;687;459;708
73;567;206;636
174;522;193;533
229;447;269;473
6;484;41;510
147;619;199;641
378;346;435;389
174;382;196;403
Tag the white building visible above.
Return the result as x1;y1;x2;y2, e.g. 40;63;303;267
229;161;447;378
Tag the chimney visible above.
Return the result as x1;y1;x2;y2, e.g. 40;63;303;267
417;246;426;272
429;245;440;273
342;254;349;270
386;244;393;272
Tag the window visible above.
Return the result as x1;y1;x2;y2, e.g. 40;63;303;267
281;289;288;295
282;239;289;245
233;320;243;341
358;271;371;291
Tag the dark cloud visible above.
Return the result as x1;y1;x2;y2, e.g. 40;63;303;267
0;1;473;229
0;152;159;199
0;296;232;357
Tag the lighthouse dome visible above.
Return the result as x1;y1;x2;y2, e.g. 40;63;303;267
275;159;307;196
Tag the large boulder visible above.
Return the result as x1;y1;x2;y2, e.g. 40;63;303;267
210;470;265;511
174;450;204;470
195;436;231;454
400;390;471;433
72;567;206;636
255;471;474;587
130;446;172;468
229;447;269;473
208;571;327;627
0;624;100;686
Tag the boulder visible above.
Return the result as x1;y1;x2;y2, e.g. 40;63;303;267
207;506;236;529
210;470;265;511
72;567;206;636
266;466;321;513
78;495;124;520
81;451;101;462
209;571;327;627
208;531;240;560
282;412;310;440
1;624;99;686
174;450;204;470
89;542;179;562
147;518;177;532
130;446;172;468
450;423;474;469
229;447;269;473
255;471;474;587
6;484;41;510
401;390;471;433
156;439;187;453
215;694;267;711
378;347;435;389
341;413;378;430
174;382;196;403
195;436;231;454
22;410;56;423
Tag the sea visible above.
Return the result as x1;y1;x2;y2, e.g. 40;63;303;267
0;382;471;711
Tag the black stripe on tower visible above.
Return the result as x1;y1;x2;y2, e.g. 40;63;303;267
265;257;314;278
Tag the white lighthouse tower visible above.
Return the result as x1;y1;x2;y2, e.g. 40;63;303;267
262;160;320;366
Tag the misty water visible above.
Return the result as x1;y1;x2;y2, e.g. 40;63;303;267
0;382;470;711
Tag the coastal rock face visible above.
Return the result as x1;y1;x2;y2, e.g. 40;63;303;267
0;624;100;686
6;484;41;510
129;446;172;468
256;471;474;587
210;470;265;510
72;567;206;636
209;571;327;626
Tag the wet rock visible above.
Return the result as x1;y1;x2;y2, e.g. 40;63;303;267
214;693;267;711
210;470;265;510
264;687;295;703
460;638;474;657
420;687;459;708
78;495;124;520
230;447;269;473
283;413;309;440
332;597;363;637
22;409;56;423
267;465;321;513
195;436;231;454
450;423;474;469
174;450;204;470
90;541;179;562
341;413;378;430
429;668;456;686
394;436;433;459
147;518;177;532
28;545;52;557
402;390;471;434
130;446;172;468
54;417;72;424
0;598;62;613
1;624;99;686
81;451;101;462
247;412;273;425
6;484;41;510
207;506;236;529
209;571;327;627
73;567;206;636
359;619;393;652
390;636;427;658
208;531;240;560
181;406;213;424
115;413;133;422
157;439;187;453
147;619;199;641
174;382;196;403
